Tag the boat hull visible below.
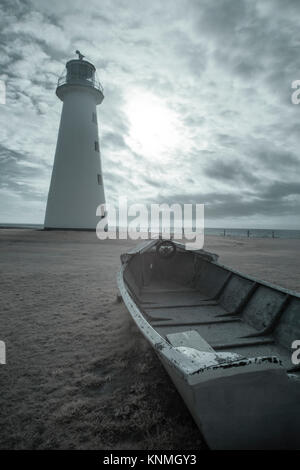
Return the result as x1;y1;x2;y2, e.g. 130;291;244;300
118;240;300;449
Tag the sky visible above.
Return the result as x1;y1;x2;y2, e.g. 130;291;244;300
0;0;300;229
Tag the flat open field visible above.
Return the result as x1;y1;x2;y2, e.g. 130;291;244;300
0;230;299;449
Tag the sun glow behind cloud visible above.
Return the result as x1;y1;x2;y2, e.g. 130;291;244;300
125;90;181;160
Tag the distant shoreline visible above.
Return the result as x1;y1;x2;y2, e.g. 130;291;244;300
0;224;43;229
0;224;300;240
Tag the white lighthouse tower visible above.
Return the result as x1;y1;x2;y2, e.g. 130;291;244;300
44;51;105;230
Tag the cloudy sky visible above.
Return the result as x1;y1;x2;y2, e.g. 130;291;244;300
0;0;300;228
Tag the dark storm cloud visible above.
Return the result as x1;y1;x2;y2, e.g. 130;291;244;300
0;144;48;200
102;132;127;150
254;148;300;171
190;0;300;106
155;180;300;219
203;159;259;186
195;0;247;39
203;145;300;188
143;177;162;188
262;181;300;200
0;0;31;17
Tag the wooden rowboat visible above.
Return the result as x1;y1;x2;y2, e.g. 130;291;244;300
117;239;300;449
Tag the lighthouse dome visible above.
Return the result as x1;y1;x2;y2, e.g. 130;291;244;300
56;54;104;104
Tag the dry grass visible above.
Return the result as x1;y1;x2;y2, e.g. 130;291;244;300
0;230;204;450
1;229;298;449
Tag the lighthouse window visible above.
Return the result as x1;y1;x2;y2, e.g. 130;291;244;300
94;141;99;152
97;174;102;185
92;112;97;123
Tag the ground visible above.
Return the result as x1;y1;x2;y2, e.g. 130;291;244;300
0;230;299;449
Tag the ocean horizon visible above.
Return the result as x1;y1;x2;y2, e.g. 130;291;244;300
1;223;300;240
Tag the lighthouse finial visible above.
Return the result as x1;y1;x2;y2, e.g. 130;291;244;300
75;50;84;60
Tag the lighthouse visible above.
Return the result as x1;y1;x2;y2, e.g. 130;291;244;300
44;51;105;230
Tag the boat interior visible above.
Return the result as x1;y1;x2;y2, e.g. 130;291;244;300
123;244;300;378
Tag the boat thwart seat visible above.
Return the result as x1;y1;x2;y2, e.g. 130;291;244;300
167;329;246;367
166;329;281;371
167;330;214;352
